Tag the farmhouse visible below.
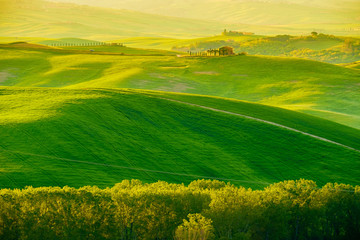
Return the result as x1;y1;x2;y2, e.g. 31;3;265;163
218;46;234;56
191;46;235;56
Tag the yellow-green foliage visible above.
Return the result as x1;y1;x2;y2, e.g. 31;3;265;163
175;213;215;240
0;179;359;240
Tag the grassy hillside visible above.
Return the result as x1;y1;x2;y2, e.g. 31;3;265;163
60;45;179;55
1;0;359;40
1;87;360;189
113;35;264;50
49;0;360;36
3;35;358;64
168;34;360;64
0;41;179;55
1;45;359;129
0;0;228;39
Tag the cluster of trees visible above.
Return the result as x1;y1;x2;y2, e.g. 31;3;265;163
172;40;239;53
1;179;359;240
287;47;360;64
222;30;254;36
45;42;124;47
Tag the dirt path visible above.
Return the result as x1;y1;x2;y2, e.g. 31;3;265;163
157;97;360;154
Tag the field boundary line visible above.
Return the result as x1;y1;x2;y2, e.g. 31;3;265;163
153;96;360;154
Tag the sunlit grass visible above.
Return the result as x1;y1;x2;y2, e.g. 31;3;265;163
0;87;104;124
1;87;360;189
0;46;359;128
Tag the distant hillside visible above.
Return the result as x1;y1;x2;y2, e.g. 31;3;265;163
114;35;263;50
1;44;360;129
49;0;360;25
169;33;360;64
1;0;359;39
1;87;360;189
49;0;360;36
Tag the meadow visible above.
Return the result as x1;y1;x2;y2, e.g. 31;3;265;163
1;0;360;239
1;0;359;42
152;33;360;64
1;87;360;190
1;42;359;129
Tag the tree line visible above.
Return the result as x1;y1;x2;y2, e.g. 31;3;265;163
45;42;124;47
0;179;359;240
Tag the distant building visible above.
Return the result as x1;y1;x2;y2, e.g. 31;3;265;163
109;43;123;46
242;32;254;35
218;46;234;56
192;46;235;56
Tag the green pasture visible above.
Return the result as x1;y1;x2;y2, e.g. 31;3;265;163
114;35;263;50
0;45;359;129
1;87;359;189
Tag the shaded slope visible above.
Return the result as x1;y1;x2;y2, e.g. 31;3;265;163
0;87;359;189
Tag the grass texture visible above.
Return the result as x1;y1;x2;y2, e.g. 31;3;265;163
0;87;359;189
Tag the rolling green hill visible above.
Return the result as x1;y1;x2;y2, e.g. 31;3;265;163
0;41;179;55
1;87;360;190
59;45;179;55
1;45;359;129
109;34;360;64
166;34;360;64
113;35;263;50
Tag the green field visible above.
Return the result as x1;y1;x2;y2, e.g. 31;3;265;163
113;35;263;50
1;44;359;129
1;1;360;238
144;34;359;64
1;87;360;189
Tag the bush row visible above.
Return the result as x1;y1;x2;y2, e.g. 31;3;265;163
0;179;359;239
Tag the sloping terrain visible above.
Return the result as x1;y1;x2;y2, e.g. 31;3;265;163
1;87;360;189
0;45;359;129
1;0;359;40
112;35;263;50
50;0;360;25
0;0;226;39
126;34;359;64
